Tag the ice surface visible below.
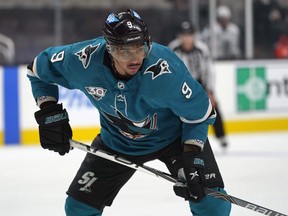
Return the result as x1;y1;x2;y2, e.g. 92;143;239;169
0;132;288;216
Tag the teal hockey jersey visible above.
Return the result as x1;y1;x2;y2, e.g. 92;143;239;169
27;37;216;155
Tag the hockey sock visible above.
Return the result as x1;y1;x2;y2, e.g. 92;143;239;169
65;195;103;216
188;187;231;216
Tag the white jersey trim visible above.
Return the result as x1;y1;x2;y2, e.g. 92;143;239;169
180;100;213;124
184;139;205;150
26;56;39;78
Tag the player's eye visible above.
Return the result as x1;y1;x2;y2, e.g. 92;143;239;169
119;50;130;56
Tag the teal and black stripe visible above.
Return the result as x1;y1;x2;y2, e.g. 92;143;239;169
4;66;19;144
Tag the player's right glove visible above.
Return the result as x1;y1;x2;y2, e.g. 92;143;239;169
173;149;206;201
34;103;72;155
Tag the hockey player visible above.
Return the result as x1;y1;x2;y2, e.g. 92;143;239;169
169;21;229;150
27;9;231;216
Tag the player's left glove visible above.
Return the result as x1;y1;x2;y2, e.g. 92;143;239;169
173;149;206;201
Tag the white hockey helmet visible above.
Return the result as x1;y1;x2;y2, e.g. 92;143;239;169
217;5;231;19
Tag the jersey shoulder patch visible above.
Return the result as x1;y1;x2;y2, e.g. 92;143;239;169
143;59;171;80
75;43;100;69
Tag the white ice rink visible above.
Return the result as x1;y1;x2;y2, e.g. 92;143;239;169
1;131;288;216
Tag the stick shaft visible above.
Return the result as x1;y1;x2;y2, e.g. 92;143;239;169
70;139;175;182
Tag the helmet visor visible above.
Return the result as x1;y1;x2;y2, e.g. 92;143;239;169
109;42;150;62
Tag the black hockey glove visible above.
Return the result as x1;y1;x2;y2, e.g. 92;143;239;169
173;150;206;201
34;103;72;155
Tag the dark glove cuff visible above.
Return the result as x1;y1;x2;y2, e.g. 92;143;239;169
35;103;62;116
39;100;57;109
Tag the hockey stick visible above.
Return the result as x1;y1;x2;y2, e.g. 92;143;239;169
70;139;287;216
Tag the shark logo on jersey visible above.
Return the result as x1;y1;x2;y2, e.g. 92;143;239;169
75;44;99;69
85;87;107;101
101;108;157;140
144;59;171;80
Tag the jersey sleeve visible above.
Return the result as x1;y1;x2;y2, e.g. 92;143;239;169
167;57;216;150
27;44;75;101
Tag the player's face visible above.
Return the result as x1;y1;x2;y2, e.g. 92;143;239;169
110;44;149;78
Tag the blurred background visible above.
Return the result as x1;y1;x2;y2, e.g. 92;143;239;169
1;0;288;64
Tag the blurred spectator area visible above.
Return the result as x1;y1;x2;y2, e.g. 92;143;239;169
253;0;288;59
0;33;15;64
0;0;174;64
0;0;171;9
0;0;288;64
